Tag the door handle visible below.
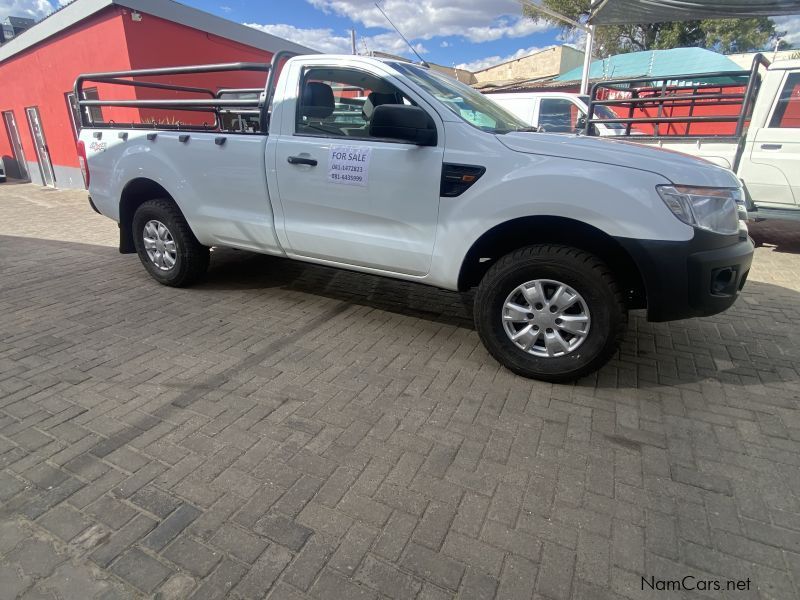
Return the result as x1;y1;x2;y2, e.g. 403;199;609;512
287;156;318;166
760;144;782;150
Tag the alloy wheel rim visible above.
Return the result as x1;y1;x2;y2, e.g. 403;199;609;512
143;220;177;271
501;279;591;358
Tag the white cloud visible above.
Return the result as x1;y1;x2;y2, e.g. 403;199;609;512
306;0;550;43
456;45;548;72
219;5;232;13
245;22;427;56
0;0;54;20
773;15;800;47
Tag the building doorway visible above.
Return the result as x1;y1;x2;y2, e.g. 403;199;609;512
2;110;30;181
25;106;55;187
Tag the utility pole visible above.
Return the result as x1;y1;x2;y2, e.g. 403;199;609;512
517;0;594;93
351;28;357;55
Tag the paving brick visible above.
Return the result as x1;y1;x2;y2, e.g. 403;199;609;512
412;501;457;551
191;558;247;600
283;534;337;590
480;520;541;562
36;505;92;542
356;554;422;600
536;542;576;600
110;548;172;593
162;536;222;578
12;538;67;579
210;523;268;564
328;522;378;575
89;514;158;567
373;510;418;562
86;495;137;530
401;543;465;591
234;544;293;598
129;485;182;519
142;503;201;552
459;568;498;600
496;555;536;600
310;568;378;600
255;512;314;552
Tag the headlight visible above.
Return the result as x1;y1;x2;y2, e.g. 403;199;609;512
656;185;741;235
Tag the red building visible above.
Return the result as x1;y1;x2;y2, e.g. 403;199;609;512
0;0;312;189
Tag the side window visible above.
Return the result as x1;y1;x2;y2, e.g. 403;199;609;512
538;98;580;133
296;67;411;139
769;73;800;129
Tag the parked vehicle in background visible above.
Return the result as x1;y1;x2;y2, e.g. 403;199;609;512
77;53;753;381
0;160;6;183
487;91;638;136
583;55;800;223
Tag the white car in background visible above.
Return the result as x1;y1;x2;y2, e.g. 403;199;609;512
486;91;636;136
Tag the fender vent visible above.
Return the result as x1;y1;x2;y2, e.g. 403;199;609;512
441;163;486;197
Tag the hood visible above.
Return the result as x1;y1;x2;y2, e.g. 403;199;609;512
497;132;740;188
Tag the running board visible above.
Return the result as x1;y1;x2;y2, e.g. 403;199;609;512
754;206;800;224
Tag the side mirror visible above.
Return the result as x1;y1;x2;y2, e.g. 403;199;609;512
369;104;437;146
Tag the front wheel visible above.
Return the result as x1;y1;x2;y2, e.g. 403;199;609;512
132;199;209;287
474;244;627;382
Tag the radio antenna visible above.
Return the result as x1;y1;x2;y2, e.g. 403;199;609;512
374;2;429;67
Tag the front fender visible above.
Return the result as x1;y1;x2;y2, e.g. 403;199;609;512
429;139;693;290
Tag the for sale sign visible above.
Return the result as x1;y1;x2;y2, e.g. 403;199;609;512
328;145;371;187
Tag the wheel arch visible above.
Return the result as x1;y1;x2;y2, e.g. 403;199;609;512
119;178;185;254
457;215;646;308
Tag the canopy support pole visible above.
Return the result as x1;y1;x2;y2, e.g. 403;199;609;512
580;24;594;94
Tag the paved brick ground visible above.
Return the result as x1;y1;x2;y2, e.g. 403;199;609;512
2;182;800;600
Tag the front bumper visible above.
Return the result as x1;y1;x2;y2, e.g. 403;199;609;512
616;229;753;322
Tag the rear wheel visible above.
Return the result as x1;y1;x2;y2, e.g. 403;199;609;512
474;244;627;382
132;199;209;287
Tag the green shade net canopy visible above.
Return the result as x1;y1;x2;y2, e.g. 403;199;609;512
555;47;747;84
589;0;800;24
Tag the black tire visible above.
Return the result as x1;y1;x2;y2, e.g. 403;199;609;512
132;198;209;287
474;244;627;382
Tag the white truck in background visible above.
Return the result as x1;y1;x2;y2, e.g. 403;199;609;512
76;52;753;382
492;55;800;222
488;91;635;137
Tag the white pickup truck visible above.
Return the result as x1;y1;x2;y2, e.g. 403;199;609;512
76;53;753;381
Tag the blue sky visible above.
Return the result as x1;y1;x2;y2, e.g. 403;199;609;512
3;1;799;71
199;0;568;71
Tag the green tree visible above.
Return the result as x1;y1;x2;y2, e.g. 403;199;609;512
524;0;779;57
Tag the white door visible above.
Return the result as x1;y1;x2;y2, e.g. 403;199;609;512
273;65;443;276
739;71;800;208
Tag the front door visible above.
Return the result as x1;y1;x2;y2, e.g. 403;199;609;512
25;107;56;187
2;111;30;181
273;65;443;276
739;71;800;208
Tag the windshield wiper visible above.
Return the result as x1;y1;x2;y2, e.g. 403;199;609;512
493;126;539;134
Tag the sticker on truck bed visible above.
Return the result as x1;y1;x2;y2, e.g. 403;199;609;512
328;146;371;187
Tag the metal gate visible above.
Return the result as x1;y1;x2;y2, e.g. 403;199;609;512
25;107;55;187
2;111;30;181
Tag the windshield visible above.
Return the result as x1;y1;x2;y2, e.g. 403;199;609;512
392;62;531;134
